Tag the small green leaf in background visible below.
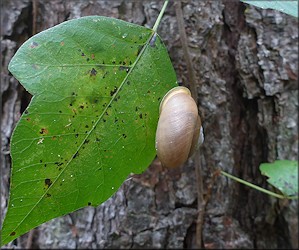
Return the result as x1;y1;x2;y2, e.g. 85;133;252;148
1;16;177;246
241;0;298;17
260;160;298;197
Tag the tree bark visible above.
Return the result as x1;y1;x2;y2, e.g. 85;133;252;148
1;0;298;249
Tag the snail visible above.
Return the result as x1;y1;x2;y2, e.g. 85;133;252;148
155;86;204;168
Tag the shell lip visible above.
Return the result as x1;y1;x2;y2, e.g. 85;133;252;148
159;86;191;114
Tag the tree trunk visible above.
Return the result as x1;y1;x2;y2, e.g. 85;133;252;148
1;0;298;249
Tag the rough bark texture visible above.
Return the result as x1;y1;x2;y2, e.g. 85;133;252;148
1;0;298;249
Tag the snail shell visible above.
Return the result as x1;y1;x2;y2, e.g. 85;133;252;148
155;86;203;168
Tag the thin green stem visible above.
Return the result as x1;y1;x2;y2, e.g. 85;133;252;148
152;0;169;32
220;170;298;200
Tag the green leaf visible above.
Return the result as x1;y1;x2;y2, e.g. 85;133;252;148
241;0;298;17
1;16;177;246
260;160;298;196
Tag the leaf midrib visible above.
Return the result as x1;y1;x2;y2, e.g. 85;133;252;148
20;63;133;67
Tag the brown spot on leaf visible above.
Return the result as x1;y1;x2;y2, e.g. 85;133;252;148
73;152;79;159
39;128;48;135
136;45;143;56
102;71;108;79
32;64;38;70
110;87;118;96
90;68;97;76
45;178;52;188
30;42;39;48
88;68;98;77
10;231;16;236
119;66;130;72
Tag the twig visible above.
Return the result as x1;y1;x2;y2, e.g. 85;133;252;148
175;1;205;248
175;1;197;99
32;0;37;35
25;229;34;249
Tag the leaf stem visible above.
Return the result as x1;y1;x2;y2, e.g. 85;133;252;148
175;1;204;248
152;0;169;32
220;170;298;200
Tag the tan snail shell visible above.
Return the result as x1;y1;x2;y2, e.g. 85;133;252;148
155;86;203;168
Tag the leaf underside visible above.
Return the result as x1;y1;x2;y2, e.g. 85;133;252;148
260;160;298;196
1;16;177;245
241;0;298;17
